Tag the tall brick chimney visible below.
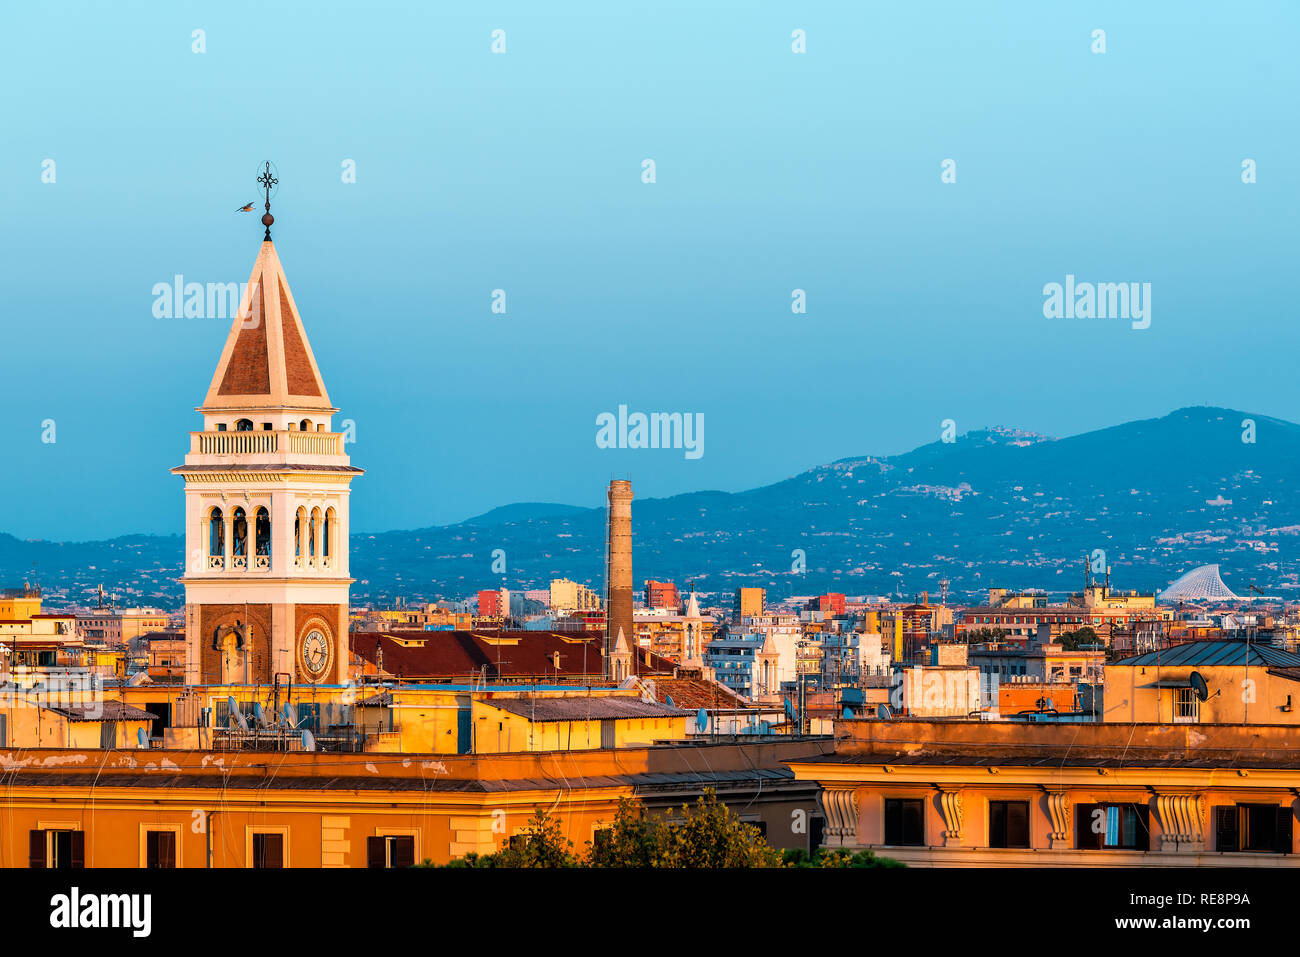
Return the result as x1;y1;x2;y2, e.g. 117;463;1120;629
605;479;634;677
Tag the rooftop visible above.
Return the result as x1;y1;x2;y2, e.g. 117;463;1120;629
483;696;687;722
1111;639;1300;668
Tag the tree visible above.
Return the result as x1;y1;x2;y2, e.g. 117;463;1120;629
588;789;783;868
655;789;784;868
441;807;578;868
587;798;656;868
441;790;898;869
1058;627;1099;651
791;847;905;868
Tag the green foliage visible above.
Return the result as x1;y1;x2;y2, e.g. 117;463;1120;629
440;807;579;868
440;790;904;869
807;848;905;868
781;846;903;868
587;798;657;868
653;789;785;868
1058;627;1099;651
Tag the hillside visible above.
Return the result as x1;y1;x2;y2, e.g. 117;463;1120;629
5;407;1297;606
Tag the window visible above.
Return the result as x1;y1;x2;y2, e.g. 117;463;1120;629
231;507;247;557
1173;688;1200;724
1215;804;1293;854
884;798;925;846
30;829;83;869
208;508;224;557
367;835;415;868
255;507;271;557
146;830;176;868
235;418;253;432
989;801;1030;849
251;832;284;868
1075;803;1150;851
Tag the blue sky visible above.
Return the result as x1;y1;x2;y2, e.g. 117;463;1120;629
2;1;1296;539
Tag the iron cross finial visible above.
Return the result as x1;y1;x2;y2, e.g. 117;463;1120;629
257;161;278;240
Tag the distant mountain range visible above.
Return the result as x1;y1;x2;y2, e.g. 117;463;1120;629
4;407;1299;608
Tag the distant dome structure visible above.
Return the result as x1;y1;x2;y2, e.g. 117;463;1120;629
1159;564;1239;602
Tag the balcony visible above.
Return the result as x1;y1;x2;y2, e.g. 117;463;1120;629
184;429;350;468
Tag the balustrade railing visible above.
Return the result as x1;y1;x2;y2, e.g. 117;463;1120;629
190;430;344;456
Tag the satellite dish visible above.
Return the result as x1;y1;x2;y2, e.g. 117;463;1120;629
1190;671;1209;702
696;708;708;732
877;704;892;720
137;728;148;749
301;729;316;752
228;696;249;731
665;694;675;709
252;702;267;729
282;703;297;727
842;706;853;720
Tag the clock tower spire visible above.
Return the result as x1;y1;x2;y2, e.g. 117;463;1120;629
173;166;361;686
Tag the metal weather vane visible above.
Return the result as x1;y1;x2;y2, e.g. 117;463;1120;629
257;161;278;240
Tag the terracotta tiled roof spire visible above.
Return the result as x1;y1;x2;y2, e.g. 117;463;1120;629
201;237;334;413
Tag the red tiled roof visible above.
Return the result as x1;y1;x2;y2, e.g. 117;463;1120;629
350;630;676;681
651;676;751;711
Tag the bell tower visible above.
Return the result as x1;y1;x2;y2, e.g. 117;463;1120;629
173;165;361;686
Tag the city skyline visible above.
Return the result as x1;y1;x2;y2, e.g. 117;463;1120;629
1;3;1297;915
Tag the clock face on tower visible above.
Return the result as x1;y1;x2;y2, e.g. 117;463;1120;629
298;623;333;682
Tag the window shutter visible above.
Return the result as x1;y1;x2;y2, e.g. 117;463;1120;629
265;833;283;868
1214;805;1238;852
367;836;385;869
70;831;85;868
884;799;901;845
1075;804;1101;850
1133;804;1151;852
1006;801;1029;849
29;831;45;869
1276;807;1294;855
394;837;415;868
160;831;176;869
